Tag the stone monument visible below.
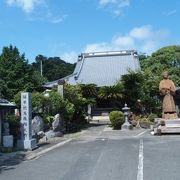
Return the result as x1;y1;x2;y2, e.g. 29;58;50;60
2;122;13;148
154;71;180;134
20;92;36;150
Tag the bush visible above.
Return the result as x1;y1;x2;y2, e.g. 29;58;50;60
148;113;157;123
138;115;151;129
6;115;21;143
109;111;124;129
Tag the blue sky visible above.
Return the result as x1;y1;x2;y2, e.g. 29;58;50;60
0;0;179;63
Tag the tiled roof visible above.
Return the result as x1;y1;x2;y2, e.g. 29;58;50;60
0;98;16;107
43;50;140;88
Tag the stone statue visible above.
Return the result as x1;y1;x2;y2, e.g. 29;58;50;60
159;71;177;119
3;122;10;136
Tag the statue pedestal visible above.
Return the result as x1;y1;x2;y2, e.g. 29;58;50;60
17;139;37;150
154;118;180;135
24;139;37;150
3;135;13;147
122;122;133;130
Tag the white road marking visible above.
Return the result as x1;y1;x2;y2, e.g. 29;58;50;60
134;130;148;138
137;139;144;180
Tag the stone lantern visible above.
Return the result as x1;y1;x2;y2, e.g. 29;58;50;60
122;103;133;130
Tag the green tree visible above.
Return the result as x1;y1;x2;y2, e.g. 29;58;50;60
32;55;75;81
98;83;124;108
0;45;46;100
121;70;144;108
121;45;180;115
141;45;180;86
64;84;88;122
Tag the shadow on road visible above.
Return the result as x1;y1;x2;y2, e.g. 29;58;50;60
0;153;26;174
82;121;111;129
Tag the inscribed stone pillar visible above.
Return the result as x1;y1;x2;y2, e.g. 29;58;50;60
21;92;36;150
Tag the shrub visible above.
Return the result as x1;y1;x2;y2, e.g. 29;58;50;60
138;115;151;129
6;115;21;143
109;111;124;129
148;113;157;123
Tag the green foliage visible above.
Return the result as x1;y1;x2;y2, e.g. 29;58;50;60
14;90;75;123
109;111;124;129
148;113;157;123
64;84;87;112
5;115;21;139
120;70;144;108
79;84;98;99
98;83;123;100
32;55;75;81
119;46;180;115
64;84;93;123
32;92;48;114
0;45;46;100
47;90;75;121
141;45;180;86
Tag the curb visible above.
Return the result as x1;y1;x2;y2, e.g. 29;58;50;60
25;130;87;160
26;138;72;160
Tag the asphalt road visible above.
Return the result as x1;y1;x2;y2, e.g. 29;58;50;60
1;124;180;180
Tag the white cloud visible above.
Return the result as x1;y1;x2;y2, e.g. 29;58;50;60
98;0;130;16
47;12;67;24
5;0;45;13
50;25;169;64
84;25;169;55
99;0;129;7
6;0;67;24
61;51;78;63
99;0;117;6
113;36;134;47
84;42;113;52
164;9;178;16
129;25;153;40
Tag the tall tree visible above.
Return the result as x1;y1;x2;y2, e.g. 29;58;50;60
0;45;45;100
141;45;180;86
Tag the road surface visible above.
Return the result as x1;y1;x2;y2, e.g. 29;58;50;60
1;123;180;180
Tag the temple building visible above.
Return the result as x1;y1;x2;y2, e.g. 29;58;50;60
44;50;140;88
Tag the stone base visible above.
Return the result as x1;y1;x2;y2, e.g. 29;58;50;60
162;112;178;119
154;118;180;135
17;139;37;150
45;130;63;139
3;135;13;147
24;139;37;150
121;122;133;130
